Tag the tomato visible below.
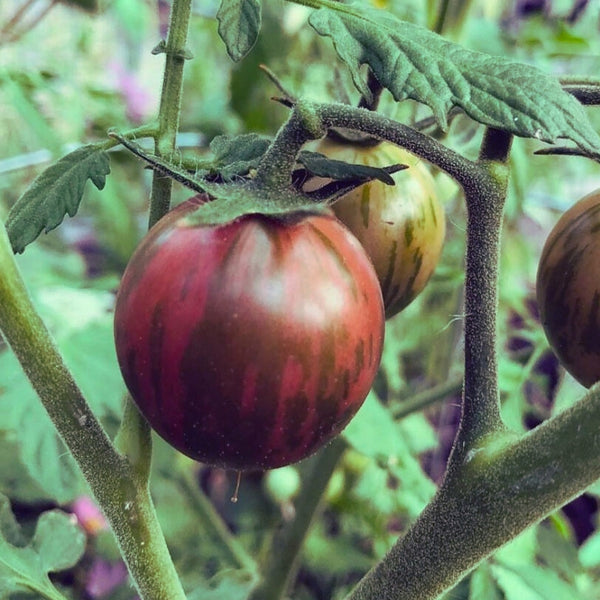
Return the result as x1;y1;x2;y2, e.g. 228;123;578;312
536;189;600;388
114;195;384;471
311;138;445;319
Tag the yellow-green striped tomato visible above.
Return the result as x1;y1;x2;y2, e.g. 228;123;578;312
314;139;446;319
536;189;600;388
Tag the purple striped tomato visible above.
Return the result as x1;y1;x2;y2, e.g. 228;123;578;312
114;195;384;470
311;138;445;319
536;189;600;388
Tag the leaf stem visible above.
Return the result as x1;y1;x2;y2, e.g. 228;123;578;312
0;221;186;600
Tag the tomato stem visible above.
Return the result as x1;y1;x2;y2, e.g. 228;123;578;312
148;0;193;228
0;221;187;600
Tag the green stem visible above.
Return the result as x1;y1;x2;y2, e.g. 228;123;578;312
448;129;512;456
249;439;346;600
313;102;478;188
0;222;185;600
149;0;193;228
347;383;600;600
392;376;463;420
254;101;324;191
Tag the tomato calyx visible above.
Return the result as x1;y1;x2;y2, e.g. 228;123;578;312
111;130;404;227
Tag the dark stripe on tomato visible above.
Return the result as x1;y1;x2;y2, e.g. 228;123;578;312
404;219;415;247
353;339;365;382
428;196;439;228
381;240;398;301
360;184;371;229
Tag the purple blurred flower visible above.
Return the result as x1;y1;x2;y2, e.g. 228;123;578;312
109;61;155;124
86;559;129;598
71;495;107;535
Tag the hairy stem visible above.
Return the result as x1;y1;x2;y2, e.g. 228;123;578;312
0;222;185;600
149;0;193;227
347;383;600;600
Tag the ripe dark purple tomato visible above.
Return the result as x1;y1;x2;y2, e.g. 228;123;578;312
310;139;445;319
114;195;385;470
537;189;600;388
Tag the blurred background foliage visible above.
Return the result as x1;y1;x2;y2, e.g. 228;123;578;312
1;0;600;599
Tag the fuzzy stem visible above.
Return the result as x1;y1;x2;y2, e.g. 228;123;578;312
254;101;325;191
149;0;193;227
448;129;513;456
346;384;600;600
0;222;186;600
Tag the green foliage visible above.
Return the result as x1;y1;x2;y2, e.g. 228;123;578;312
0;494;86;600
309;4;600;151
217;0;262;61
5;145;110;254
1;1;600;599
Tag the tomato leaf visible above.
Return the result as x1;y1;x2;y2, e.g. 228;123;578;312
206;133;272;178
0;497;86;599
309;5;600;153
5;145;110;254
217;0;262;62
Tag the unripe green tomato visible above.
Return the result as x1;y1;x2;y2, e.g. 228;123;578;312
537;189;600;388
313;139;446;319
263;466;302;505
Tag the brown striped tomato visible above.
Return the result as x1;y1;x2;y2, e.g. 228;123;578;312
536;189;600;388
311;138;445;319
114;195;385;470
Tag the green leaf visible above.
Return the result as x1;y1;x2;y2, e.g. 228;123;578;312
343;392;436;517
0;499;85;600
5;145;111;254
469;563;503;600
187;569;256;600
309;5;600;153
0;310;124;504
217;0;262;62
579;530;600;568
492;562;587;600
207;133;272;178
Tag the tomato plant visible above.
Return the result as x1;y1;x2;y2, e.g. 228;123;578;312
113;195;385;471
313;137;445;319
537;189;600;388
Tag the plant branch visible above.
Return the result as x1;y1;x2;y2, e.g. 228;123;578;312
149;0;193;227
347;384;600;600
447;128;512;456
0;221;186;600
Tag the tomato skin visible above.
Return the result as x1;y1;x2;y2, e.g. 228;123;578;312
312;139;445;319
537;189;600;388
114;196;384;470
